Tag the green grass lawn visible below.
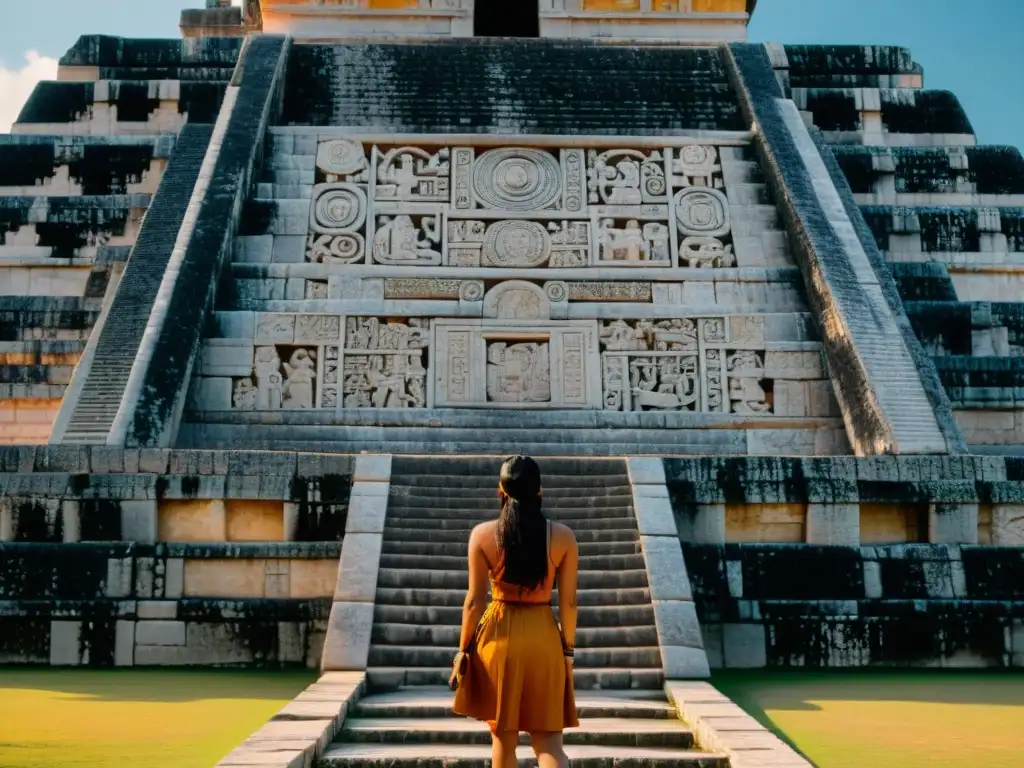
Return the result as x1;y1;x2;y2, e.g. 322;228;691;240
0;668;317;768
713;669;1024;768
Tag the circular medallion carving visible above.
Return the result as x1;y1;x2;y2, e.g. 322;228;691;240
483;220;552;268
312;183;367;234
473;148;562;211
316;139;367;176
545;281;568;302
674;187;730;237
678;145;716;167
459;281;484;302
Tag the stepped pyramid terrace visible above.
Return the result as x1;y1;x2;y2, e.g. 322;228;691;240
1;0;1023;765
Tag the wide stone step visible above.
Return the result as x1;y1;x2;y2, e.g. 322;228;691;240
389;474;630;489
380;539;642;558
367;645;663;669
383;516;637;532
366;666;665;692
376;553;646;572
371;623;659;648
389;484;634;500
373;603;656;628
375;568;648;591
391;457;628;477
385;508;636;523
382;527;638;544
341;716;694;748
374;587;652;608
386;494;635;510
350;686;677;720
318;742;726;767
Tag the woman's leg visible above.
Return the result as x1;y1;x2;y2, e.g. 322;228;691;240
491;729;519;768
529;731;569;768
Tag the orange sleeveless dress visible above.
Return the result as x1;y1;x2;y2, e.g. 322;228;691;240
452;528;579;733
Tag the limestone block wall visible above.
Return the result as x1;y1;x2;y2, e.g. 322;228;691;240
0;447;354;667
0;35;242;445
771;43;1024;452
687;543;1024;669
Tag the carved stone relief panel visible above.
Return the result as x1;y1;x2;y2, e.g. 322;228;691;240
599;317;778;414
342;317;430;409
231;314;345;410
433;320;602;409
306;139;739;269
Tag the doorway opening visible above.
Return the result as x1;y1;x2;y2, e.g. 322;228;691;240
474;0;540;38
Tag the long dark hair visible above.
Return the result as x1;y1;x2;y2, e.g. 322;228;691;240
496;455;547;591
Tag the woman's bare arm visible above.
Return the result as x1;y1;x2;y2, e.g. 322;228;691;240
458;523;491;652
556;525;579;650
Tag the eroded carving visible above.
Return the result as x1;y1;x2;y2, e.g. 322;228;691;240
598;219;670;263
680;236;735;268
376;146;450;202
482;281;550;320
487;341;551;403
372;214;441;266
311;183;367;234
306;233;365;264
588;149;666;205
343;318;429;409
675;187;730;237
316;139;368;178
673;145;722;188
483;220;552;267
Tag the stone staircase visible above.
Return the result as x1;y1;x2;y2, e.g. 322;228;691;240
319;456;727;766
55;125;212;444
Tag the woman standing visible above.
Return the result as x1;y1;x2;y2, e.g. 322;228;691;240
452;455;580;768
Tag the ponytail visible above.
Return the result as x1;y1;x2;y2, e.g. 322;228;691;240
496;456;547;592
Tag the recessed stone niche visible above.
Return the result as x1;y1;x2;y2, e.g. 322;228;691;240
724;503;806;543
157;499;286;543
859;503;928;544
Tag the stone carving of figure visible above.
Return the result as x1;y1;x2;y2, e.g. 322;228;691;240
681;236;735;268
253;346;283;410
487;342;551;403
366;356;409;408
643;223;670;262
600;319;648;351
628;356;699;410
600;219;645;261
283;348;317;409
372;215;441;265
652;319;698;351
232;377;257;410
602;158;642;205
729;378;771;414
376;147;450;201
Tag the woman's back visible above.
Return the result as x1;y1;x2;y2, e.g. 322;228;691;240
478;519;572;605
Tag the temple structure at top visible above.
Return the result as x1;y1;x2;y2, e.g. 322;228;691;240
2;0;1022;460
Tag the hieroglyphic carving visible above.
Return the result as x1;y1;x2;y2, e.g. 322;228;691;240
588;149;667;205
680;236;735;268
566;282;652;302
342;318;429;409
307;139;741;270
486;341;551;403
372;214;441;265
384;278;462;300
672;145;722;188
599;317;776;414
675;187;730;237
376;147;450;202
316;139;369;180
561;332;586;405
482;281;550;320
598;219;670;263
296;315;342;342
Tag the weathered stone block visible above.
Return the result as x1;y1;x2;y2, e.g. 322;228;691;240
105;557;134;599
352;454;392;484
660;644;711;680
159;499;227;542
136;620;186;647
138;601;178;620
50;621;82;666
677;504;726;544
184;559;266;598
225;499;285;542
639;535;693;602
633;495;677;536
652;599;704;648
164;558;184;599
115;620;135;667
627;457;666;485
992;505;1024;546
334;533;383;603
722;623;767;668
290;559;338;599
929;503;979;544
321;601;374;671
806;503;860;545
120;500;157;544
344;493;388;535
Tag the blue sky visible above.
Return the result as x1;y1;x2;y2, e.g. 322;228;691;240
1;0;1021;150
